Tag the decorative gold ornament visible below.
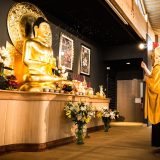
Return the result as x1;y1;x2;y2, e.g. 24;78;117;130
7;2;52;53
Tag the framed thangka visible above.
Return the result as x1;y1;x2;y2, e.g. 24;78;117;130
80;45;90;75
58;33;74;70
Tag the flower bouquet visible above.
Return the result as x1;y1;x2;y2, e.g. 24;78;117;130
6;75;18;90
0;74;18;90
62;83;73;92
0;46;11;69
96;106;119;132
53;66;68;80
64;101;95;144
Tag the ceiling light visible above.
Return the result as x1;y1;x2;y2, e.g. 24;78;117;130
106;66;110;70
138;43;147;49
126;62;130;65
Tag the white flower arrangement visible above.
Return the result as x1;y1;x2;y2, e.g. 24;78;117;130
96;106;119;120
0;46;11;67
64;101;95;125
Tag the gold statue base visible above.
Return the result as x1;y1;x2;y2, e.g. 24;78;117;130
19;81;56;92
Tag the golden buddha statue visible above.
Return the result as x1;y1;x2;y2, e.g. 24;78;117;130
20;17;60;91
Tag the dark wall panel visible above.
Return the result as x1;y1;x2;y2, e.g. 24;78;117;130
48;17;105;91
103;43;147;62
0;0;15;46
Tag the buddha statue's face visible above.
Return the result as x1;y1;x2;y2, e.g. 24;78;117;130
35;22;51;39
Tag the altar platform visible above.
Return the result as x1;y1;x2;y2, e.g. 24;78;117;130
0;90;110;153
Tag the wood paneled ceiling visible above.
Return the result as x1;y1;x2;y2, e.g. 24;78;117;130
143;0;160;37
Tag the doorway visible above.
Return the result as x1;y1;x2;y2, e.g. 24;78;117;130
117;79;143;122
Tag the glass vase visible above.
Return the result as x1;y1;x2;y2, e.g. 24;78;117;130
102;117;110;132
75;124;85;144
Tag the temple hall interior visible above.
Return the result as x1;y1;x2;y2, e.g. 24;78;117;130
0;0;160;159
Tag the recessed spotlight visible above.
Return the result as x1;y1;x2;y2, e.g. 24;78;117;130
126;62;130;65
139;43;147;49
106;67;110;70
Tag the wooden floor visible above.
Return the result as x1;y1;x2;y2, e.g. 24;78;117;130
1;125;160;160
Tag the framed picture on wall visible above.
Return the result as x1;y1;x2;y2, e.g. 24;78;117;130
80;45;91;75
58;33;74;70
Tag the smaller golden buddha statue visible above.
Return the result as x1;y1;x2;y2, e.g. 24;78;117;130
20;17;60;91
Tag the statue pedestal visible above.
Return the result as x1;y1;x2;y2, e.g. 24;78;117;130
19;81;56;92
